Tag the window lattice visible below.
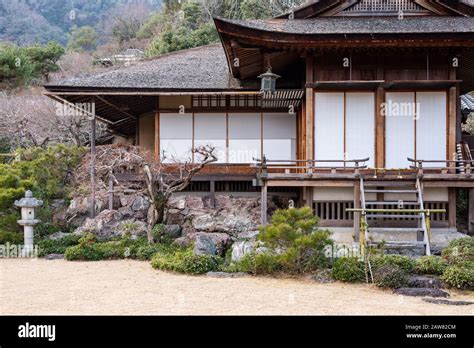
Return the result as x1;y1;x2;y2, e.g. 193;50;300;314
344;0;426;12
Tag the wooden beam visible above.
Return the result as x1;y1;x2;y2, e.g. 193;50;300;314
155;97;160;161
305;54;314;161
469;188;474;235
448;87;458;168
354;182;361;242
448;188;457;229
261;181;268;225
96;95;137;120
210;180;216;208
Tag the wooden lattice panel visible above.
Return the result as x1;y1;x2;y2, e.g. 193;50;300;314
343;0;426;12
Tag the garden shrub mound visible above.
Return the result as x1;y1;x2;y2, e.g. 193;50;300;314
441;237;474;265
371;254;416;273
38;234;81;256
229;207;333;275
439;238;474;290
64;233;170;262
332;257;366;283
415;256;448;275
372;265;408;289
151;249;222;275
0;230;23;244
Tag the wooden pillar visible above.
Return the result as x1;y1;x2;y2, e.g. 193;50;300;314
469;188;474;235
154;97;160;161
305;187;313;211
448;188;457;230
108;178;114;210
261;181;268;225
305;54;314;161
375;87;385;168
354;183;361;242
448;87;457;170
90;97;96;218
210;180;216;209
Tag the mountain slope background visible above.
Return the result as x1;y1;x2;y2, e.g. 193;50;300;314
0;0;163;46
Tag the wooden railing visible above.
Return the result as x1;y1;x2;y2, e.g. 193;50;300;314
253;157;369;177
408;158;474;177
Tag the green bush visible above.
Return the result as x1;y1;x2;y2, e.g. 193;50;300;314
371;254;416;273
416;256;448;275
0;230;23;244
232;252;283;275
0;213;21;233
373;265;408;289
440;265;474;290
442;238;474;266
251;207;332;274
332;257;366;282
38;234;81;256
151;249;222;275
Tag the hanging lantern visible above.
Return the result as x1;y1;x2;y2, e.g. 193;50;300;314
258;59;280;93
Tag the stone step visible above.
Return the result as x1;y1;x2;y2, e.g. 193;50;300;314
394;288;449;298
408;275;443;289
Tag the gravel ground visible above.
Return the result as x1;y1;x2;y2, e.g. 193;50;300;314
1;259;473;315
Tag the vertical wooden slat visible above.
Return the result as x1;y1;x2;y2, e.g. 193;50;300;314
375;87;385;168
448;188;457;229
469;189;474;235
306;54;314;162
448;87;457;171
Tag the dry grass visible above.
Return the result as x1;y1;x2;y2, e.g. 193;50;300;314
0;259;473;315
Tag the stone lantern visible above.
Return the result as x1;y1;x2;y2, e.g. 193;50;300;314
14;190;43;255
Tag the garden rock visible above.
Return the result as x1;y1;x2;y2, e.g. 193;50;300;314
131;195;150;212
48;232;71;241
194;234;217;255
163;225;182;239
206;272;248;278
44;254;64;260
408;275;442;289
394;288;449;298
422;298;473;306
74;210;146;240
231;241;256;262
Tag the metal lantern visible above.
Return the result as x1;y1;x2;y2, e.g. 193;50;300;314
258;60;280;93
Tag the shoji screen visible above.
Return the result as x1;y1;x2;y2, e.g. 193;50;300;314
194;113;227;163
346;93;375;168
160;113;193;163
228;113;261;163
416;92;446;167
385;92;415;168
263;113;296;161
314;93;345;167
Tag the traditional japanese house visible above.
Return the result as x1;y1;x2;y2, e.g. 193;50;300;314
44;0;474;253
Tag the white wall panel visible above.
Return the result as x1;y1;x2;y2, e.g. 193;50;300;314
314;93;344;167
346;93;375;167
160;113;193;163
194;113;227;163
228;113;261;163
385;92;415;168
263;113;296;161
416;92;447;167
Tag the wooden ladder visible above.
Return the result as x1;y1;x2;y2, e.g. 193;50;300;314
359;176;431;255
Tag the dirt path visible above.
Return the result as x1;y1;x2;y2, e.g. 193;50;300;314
0;259;472;315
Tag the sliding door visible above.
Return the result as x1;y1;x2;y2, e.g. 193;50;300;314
314;92;375;167
194;113;226;163
385;92;415;168
416;92;447;167
385;91;447;168
263;113;296;161
160;113;193;163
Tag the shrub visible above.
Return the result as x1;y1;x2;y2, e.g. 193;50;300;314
151;249;221;275
371;254;416;273
440;265;474;290
416;256;448;275
0;213;22;233
253;207;332;274
38;234;81;256
0;230;23;244
442;238;474;266
332;257;366;282
232;252;283;275
373;265;408;289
